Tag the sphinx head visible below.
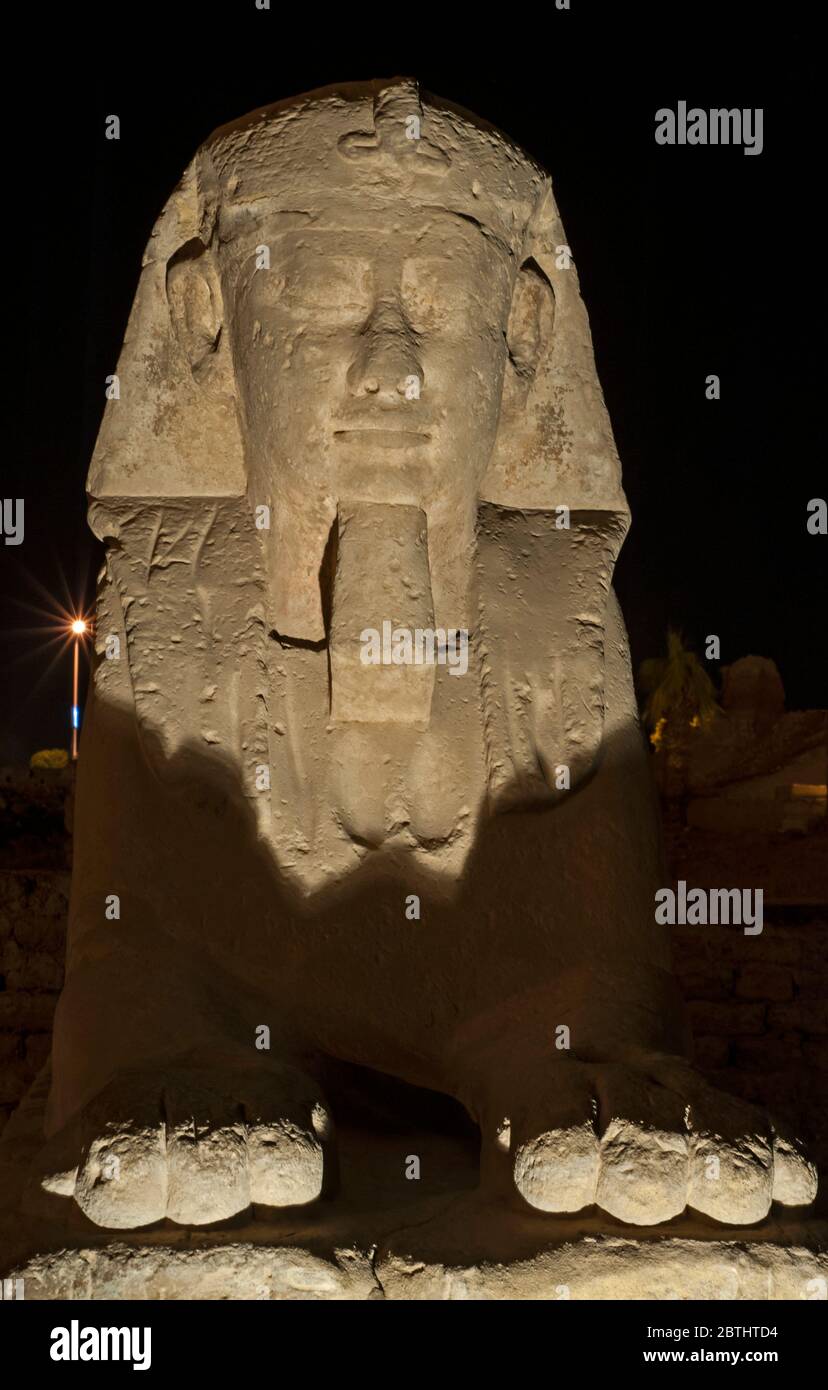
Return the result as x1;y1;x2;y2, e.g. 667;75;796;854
154;79;566;639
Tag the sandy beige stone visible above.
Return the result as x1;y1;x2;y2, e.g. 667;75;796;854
8;78;814;1259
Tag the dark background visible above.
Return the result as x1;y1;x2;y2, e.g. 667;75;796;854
2;2;824;763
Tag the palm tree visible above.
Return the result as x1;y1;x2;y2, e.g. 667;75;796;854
638;629;719;815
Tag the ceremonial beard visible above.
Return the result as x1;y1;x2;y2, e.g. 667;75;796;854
258;451;478;727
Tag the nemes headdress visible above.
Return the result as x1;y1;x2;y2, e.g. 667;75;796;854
89;77;627;517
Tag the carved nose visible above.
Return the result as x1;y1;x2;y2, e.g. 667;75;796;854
361;374;420;398
347;303;423;402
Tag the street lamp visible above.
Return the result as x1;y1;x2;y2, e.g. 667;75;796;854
69;618;88;760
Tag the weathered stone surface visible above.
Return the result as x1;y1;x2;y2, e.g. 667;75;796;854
794;967;828;998
769;1001;828;1034
0;770;73;872
688;1001;767;1036
733;1037;803;1070
2;78;815;1277
0;865;68;1138
2;940;64;992
0;992;58;1032
0;1036;22;1068
736;965;794;1001
1;1106;825;1301
24;1035;51;1074
692;1036;730;1070
679;968;735;1001
0;1061;30;1106
10;1233;828;1302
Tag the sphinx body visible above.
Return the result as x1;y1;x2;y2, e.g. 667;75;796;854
39;80;815;1230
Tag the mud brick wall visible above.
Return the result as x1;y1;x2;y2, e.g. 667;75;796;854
674;909;828;1178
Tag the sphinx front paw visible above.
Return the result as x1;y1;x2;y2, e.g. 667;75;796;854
39;1063;332;1229
494;1056;816;1226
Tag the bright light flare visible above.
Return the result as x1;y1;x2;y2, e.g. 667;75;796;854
70;619;88;636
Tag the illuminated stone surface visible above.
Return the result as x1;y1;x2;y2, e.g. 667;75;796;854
0;82;817;1289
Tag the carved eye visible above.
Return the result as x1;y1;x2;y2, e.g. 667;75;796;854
401;258;459;331
280;254;373;324
401;255;505;334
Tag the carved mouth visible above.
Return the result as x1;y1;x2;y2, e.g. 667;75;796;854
333;429;431;449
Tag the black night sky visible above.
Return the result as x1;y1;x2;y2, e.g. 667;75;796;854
2;3;825;764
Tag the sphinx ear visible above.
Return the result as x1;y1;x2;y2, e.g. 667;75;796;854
504;257;556;385
166;239;225;386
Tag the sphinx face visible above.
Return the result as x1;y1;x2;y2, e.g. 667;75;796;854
219;210;515;635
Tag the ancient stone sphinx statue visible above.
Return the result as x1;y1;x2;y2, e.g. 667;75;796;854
37;78;815;1231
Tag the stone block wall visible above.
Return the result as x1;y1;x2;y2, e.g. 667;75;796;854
0;870;68;1133
0;767;72;1136
673;909;828;1178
